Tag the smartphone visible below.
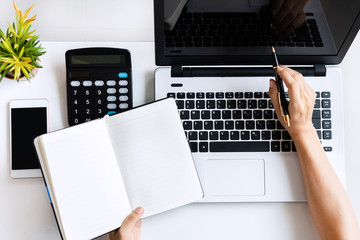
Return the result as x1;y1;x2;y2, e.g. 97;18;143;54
9;99;49;178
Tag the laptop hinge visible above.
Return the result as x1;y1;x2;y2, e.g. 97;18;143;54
171;65;326;77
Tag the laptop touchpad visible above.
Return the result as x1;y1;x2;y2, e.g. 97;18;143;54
205;159;265;196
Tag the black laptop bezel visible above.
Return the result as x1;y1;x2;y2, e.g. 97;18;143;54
154;0;360;66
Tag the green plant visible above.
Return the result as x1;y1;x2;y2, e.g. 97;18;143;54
0;1;45;82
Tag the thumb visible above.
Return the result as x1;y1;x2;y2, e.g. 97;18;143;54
268;79;281;118
121;207;144;231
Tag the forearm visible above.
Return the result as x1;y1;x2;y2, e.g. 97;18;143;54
293;128;360;240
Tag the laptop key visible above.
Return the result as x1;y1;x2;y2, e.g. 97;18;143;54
196;100;205;109
191;110;200;119
199;131;208;140
321;92;331;98
217;100;226;109
176;100;184;109
322;110;331;118
271;141;281;152
194;121;203;130
210;141;270;152
312;110;321;119
243;110;252;119
227;100;237;109
212;110;221;119
199;142;208;152
210;131;219;140
216;92;224;98
251;131;261;140
272;131;281;140
312;119;321;129
241;131;250;140
220;131;230;140
248;100;257;109
235;120;245;129
188;131;198;140
230;131;240;140
206;92;215;98
215;121;224;130
204;121;213;130
183;121;192;130
187;92;195;99
180;110;190;119
233;110;242;119
282;141;291;152
262;131;271;140
189;142;198;152
323;130;332;139
201;110;211;119
186;100;195;109
177;92;185;99
245;92;253;98
238;100;247;109
206;100;216;109
222;110;231;119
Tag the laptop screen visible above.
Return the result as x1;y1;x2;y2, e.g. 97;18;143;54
154;0;360;65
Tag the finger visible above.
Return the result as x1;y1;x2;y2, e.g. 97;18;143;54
272;1;295;28
270;0;285;17
279;12;306;38
120;207;144;231
268;79;285;125
276;66;301;102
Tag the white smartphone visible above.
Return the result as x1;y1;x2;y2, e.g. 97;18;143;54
9;99;49;178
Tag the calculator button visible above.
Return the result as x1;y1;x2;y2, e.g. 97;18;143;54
107;88;116;94
70;81;81;87
84;99;91;105
84;89;92;96
119;95;129;101
107;103;117;109
83;81;93;87
95;80;104;86
107;80;116;86
119;88;128;94
84;108;92;115
119;103;129;109
107;111;117;115
72;89;79;96
118;72;128;78
95;89;103;96
119;80;128;86
107;96;117;102
96;99;103;105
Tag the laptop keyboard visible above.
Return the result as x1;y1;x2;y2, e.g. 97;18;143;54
165;12;323;48
167;91;332;153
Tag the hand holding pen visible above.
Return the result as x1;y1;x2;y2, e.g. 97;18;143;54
271;47;290;127
268;64;317;139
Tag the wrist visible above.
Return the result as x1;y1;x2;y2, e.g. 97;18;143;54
289;126;318;144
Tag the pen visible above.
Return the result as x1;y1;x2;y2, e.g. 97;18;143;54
271;46;290;127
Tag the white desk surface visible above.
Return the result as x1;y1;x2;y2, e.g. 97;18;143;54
1;1;360;240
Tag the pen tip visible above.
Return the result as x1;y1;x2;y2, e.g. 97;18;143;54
272;46;275;53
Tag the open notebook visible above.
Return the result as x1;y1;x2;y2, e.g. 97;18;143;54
34;98;203;240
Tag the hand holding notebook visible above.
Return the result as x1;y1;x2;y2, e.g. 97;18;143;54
34;98;203;240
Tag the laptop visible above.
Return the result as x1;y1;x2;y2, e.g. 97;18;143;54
154;0;360;202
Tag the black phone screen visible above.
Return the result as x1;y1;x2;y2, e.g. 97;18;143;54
11;107;47;170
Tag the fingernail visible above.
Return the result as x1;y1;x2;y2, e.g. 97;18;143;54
135;207;144;215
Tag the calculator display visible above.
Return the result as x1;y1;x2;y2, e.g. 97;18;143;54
71;54;126;65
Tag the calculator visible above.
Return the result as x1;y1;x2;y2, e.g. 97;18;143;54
66;48;133;126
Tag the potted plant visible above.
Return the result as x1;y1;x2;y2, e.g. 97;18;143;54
0;1;45;82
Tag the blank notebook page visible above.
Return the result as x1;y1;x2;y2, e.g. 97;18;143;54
40;119;131;240
105;98;203;217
